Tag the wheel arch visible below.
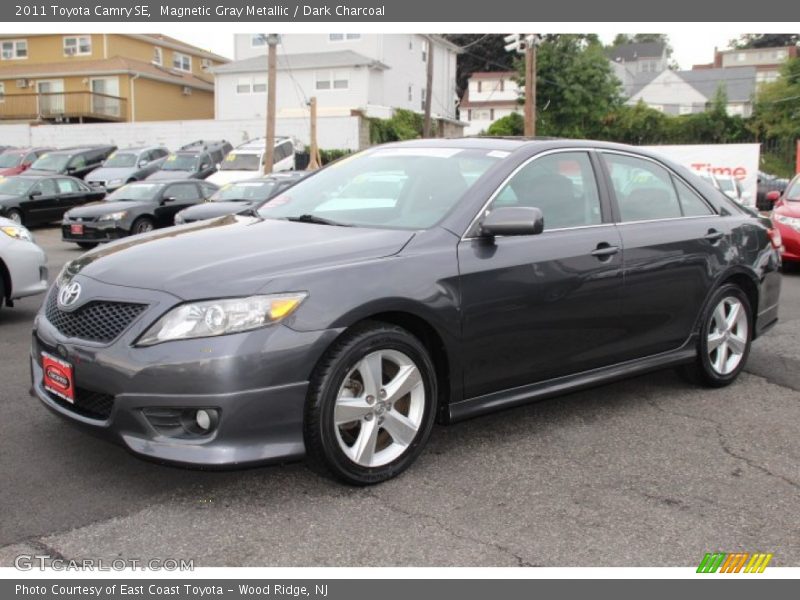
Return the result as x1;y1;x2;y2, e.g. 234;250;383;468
696;266;761;339
0;257;11;302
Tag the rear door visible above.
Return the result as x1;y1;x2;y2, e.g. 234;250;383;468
458;150;627;399
599;151;729;360
54;177;87;212
155;182;203;225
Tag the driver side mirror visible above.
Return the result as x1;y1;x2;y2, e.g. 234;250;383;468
479;206;544;238
138;159;148;168
28;190;42;199
161;196;176;204
766;190;781;204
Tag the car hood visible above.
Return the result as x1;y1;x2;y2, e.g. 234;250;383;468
86;167;135;182
25;168;60;176
775;201;800;218
68;216;416;299
207;170;260;186
67;201;152;218
179;201;255;221
147;170;192;180
0;193;23;203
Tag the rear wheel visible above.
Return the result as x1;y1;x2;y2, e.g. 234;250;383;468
304;322;437;485
680;284;752;387
131;216;154;235
6;209;23;226
0;272;5;311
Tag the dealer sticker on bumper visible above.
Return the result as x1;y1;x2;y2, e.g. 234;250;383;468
42;352;75;403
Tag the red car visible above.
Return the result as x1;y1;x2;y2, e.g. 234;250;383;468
0;147;52;176
768;175;800;262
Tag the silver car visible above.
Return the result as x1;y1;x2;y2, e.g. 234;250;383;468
85;146;170;192
0;216;47;311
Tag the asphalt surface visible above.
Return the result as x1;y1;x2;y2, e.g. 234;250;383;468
1;226;799;567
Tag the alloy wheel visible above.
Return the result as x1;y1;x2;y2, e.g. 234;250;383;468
707;296;748;376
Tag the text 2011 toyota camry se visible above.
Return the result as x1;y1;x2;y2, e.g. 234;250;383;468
31;139;782;485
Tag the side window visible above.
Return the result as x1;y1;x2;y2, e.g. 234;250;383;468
200;183;217;198
489;152;602;231
24;152;37;164
165;183;200;201
56;178;79;194
154;148;169;159
674;177;714;217
602;153;682;222
199;154;212;169
35;179;58;196
68;154;87;169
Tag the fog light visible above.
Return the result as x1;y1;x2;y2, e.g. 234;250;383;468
196;409;211;431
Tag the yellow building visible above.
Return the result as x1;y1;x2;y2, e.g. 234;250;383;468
0;34;228;123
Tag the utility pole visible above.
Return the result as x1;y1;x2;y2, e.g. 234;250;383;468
308;96;321;170
504;33;539;137
263;33;279;175
422;36;434;138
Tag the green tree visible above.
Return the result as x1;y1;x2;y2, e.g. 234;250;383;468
600;101;670;145
485;112;524;136
522;35;622;138
442;34;516;99
752;57;800;139
730;34;800;49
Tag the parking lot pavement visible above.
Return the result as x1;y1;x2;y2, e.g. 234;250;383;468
1;226;799;567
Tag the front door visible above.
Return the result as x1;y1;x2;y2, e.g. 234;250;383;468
20;178;61;224
458;150;627;399
36;80;64;117
90;77;120;118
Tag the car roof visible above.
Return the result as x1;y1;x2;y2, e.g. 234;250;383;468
44;146;114;155
114;146;165;152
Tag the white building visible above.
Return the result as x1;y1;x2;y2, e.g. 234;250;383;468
214;34;460;125
458;71;520;135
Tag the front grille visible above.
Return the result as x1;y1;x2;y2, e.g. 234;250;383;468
45;289;147;343
47;387;115;420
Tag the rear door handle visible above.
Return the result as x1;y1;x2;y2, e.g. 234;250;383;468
704;229;724;243
590;243;620;259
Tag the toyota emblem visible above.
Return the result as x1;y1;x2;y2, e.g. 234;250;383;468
57;281;82;308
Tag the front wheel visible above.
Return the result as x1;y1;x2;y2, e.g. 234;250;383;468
304;322;438;485
131;217;154;235
680;284;752;387
76;242;97;250
6;209;23;225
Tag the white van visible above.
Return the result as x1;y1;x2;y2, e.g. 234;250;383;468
207;137;295;186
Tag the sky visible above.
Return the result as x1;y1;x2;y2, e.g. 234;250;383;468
172;29;746;71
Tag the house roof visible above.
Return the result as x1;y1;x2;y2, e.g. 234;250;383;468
607;42;666;62
0;57;215;91
212;50;389;74
468;71;517;80
679;67;756;102
132;34;230;63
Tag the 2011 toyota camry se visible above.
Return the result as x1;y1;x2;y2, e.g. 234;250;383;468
31;138;782;485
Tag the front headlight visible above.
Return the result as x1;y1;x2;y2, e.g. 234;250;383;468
0;224;33;242
98;210;128;222
107;178;123;187
136;293;308;346
774;214;800;230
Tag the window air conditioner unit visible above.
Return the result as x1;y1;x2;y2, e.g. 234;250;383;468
201;58;212;70
16;78;30;88
182;86;192;96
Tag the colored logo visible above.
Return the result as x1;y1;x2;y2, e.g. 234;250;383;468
697;552;773;573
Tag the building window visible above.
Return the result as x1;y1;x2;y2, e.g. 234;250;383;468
421;39;429;62
679;105;693;115
329;34;361;42
236;77;251;94
0;82;5;103
408;84;413;101
251;34;266;47
421;88;426;111
173;52;191;72
153;47;163;66
252;77;267;93
736;52;746;62
1;39;27;60
64;36;91;56
316;70;349;90
775;49;787;60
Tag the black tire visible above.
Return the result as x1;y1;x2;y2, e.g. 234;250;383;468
0;272;5;311
77;242;97;249
131;216;154;235
304;321;438;485
679;284;752;388
6;209;23;226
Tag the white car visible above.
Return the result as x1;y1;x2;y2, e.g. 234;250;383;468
0;217;48;311
206;137;296;186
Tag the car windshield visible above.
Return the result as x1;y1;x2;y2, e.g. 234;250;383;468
106;183;163;202
103;152;138;168
212;180;277;202
161;154;198;171
220;153;261;171
256;147;504;229
0;177;34;195
31;153;70;171
0;152;23;168
784;178;800;201
717;177;735;192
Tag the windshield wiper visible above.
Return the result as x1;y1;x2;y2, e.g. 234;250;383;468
283;214;352;227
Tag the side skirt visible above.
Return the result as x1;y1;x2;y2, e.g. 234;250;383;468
449;338;698;423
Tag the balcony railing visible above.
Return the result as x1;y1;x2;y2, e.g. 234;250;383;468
0;92;127;122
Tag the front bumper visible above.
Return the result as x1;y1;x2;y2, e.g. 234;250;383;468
30;279;343;467
61;220;128;244
4;239;48;301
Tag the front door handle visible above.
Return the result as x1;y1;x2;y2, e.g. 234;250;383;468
590;243;620;259
704;229;725;243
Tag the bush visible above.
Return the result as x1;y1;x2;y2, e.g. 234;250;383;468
319;149;352;165
485;112;524;136
369;109;424;144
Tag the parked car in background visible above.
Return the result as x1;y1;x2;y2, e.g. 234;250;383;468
174;171;309;224
769;173;800;262
0;175;105;226
85;146;170;192
62;179;218;248
206;137;296;186
715;172;752;207
179;140;233;165
145;150;218;181
26;146;117;180
757;171;789;211
33;139;781;484
0;216;48;312
0;147;53;176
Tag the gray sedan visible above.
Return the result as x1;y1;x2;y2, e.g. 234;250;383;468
0;216;47;311
85;146;170;192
